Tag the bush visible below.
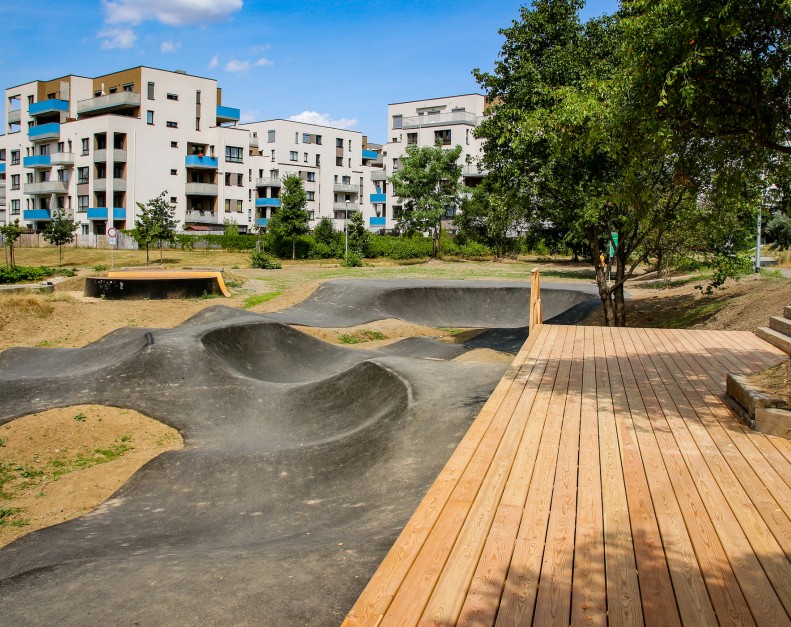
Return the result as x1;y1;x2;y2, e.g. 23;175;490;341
344;252;363;267
0;265;57;284
308;241;337;260
367;235;434;259
459;241;492;258
249;251;282;269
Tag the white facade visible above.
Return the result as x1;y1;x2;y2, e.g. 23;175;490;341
382;94;487;232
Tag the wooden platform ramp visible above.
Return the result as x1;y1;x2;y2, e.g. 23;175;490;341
344;325;791;626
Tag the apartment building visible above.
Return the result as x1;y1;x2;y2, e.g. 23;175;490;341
382;94;487;233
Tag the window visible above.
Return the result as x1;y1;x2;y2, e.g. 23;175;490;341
81;139;89;155
237;173;243;187
290;151;298;161
225;199;231;212
147;82;155;100
166;121;178;128
295;132;299;144
434;129;451;145
196;117;200;131
225;173;231;186
196;90;201;104
10;199;20;214
306;191;315;201
57;196;65;209
315;154;320;166
109;87;117;94
171;169;178;176
303;133;311;144
171;141;178;148
407;132;418;145
392;115;403;129
56;142;64;153
123;83;134;92
466;129;470;145
306;172;315;182
57;169;69;182
167;93;178;101
96;164;106;179
336;138;343;148
315;135;322;145
0;149;5;161
271;149;275;160
10;175;19;190
39;144;50;156
147;110;154;125
393;158;400;171
77;196;88;210
336;157;343;166
170;197;177;204
95;134;107;150
236;200;243;213
303;153;308;162
77;167;89;184
268;130;276;143
225;146;243;163
10;150;19;165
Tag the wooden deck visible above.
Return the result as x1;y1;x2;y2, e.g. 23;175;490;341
343;325;791;626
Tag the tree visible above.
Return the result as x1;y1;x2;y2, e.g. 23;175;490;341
347;211;370;256
268;174;310;260
133;192;178;266
390;142;463;259
0;220;25;268
42;209;78;266
456;182;529;258
313;216;336;246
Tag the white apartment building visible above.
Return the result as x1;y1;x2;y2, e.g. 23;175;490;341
382;94;487;233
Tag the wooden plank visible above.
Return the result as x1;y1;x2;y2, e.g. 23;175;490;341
592;326;644;627
614;328;745;626
494;325;579;626
532;325;585;625
626;328;791;625
602;328;683;627
420;327;572;624
343;326;554;626
570;326;607;626
380;326;567;624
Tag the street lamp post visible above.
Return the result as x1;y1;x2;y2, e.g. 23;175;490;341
344;199;349;259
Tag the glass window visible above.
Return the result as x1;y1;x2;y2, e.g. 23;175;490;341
315;135;322;145
147;110;154;125
290;151;298;161
236;200;243;213
77;195;88;210
225;146;243;163
147;82;155;100
10;174;19;189
10;150;20;165
267;130;276;143
167;93;178;101
336;138;343;148
306;191;315;201
77;167;89;184
10;199;20;214
166;121;177;128
303;133;311;144
392;115;402;129
306;172;315;182
81;139;89;155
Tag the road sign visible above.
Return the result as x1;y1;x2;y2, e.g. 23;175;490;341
107;227;118;238
609;232;618;257
108;236;117;245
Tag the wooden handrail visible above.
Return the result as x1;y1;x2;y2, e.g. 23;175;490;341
530;267;543;330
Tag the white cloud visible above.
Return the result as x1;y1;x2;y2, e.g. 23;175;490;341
254;57;272;67
209;54;219;68
240;109;259;123
224;57;272;73
250;44;271;54
160;40;181;53
288;111;358;130
103;0;243;27
98;27;137;50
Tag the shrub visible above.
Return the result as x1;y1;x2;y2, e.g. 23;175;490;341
0;265;57;284
344;252;363;267
367;235;434;259
249;251;282;269
308;241;337;260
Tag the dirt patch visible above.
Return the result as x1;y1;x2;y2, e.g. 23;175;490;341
249;279;324;313
0;405;182;548
452;348;515;363
747;360;791;406
294;318;448;346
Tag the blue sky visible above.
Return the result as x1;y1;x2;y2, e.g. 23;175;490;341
0;0;619;143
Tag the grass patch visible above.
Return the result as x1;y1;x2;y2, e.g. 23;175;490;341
0;507;28;528
439;327;466;335
659;300;726;329
242;291;282;309
638;275;708;290
339;330;387;344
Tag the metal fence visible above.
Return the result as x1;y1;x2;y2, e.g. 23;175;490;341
15;233;140;250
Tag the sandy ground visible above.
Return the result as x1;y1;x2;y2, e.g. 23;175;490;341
0;404;182;547
0;259;788;548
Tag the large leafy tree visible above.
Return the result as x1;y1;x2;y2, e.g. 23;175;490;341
268;173;309;260
456;182;529;258
42;209;78;266
133;192;178;266
390;142;463;259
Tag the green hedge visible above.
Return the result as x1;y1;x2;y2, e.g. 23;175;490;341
0;265;66;284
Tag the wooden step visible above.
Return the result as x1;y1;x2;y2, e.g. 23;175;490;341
785;305;791;320
769;315;791;337
756;327;791;355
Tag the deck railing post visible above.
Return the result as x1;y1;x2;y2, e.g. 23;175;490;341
530;268;543;330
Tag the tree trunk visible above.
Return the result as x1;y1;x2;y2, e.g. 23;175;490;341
590;229;617;327
9;244;15;269
292;238;296;260
145;243;150;266
59;245;63;267
159;242;163;263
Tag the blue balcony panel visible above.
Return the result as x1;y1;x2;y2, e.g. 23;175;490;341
216;105;241;122
113;208;127;220
257;218;268;227
87;207;108;220
255;198;281;207
370;193;386;203
0;164;5;174
23;155;52;168
369;216;386;227
29;99;69;116
24;209;51;221
362;149;378;160
28;123;61;140
185;155;218;169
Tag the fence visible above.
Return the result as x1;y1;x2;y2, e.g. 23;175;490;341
15;233;140;250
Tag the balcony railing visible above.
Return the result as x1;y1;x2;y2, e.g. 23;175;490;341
216;105;240;124
371;169;387;181
29;99;69;117
185;182;218;196
185;155;218;169
51;152;75;167
401;111;479;129
362;149;378;160
333;183;359;194
114;149;127;162
24;180;69;195
7;109;20;125
255;177;281;188
185;210;220;224
28;123;60;142
369;216;386;227
370;193;386;204
256;218;268;227
86;207;127;221
332;202;361;212
77;91;141;117
23;155;51;169
23;209;51;221
93;149;126;162
249;135;259;148
255;198;281;208
462;164;488;177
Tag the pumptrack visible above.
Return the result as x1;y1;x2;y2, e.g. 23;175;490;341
0;279;597;624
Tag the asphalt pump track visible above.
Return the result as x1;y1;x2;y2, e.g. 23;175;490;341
0;279;597;624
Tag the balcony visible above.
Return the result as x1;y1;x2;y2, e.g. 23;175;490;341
255;177;281;188
370;193;386;203
401;111;478;129
462;164;488;177
29;99;69;117
185;155;218;169
255;198;281;208
333;183;359;194
369;216;386;227
77;91;141;117
25;180;69;195
51;152;75;167
185;182;218;196
94;148;127;163
249;135;259;148
23;155;51;169
333;202;360;212
256;218;268;227
185;210;220;224
216;105;241;124
371;169;387;181
28;123;60;142
7;110;20;125
24;209;51;221
113;149;127;162
0;164;5;174
362;149;378;160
